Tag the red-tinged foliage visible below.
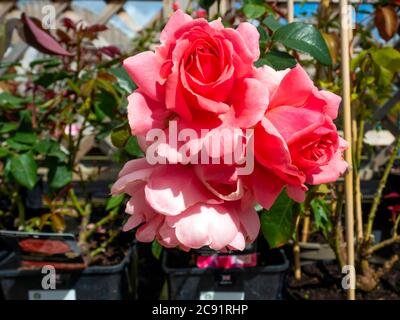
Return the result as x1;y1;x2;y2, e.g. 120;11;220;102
20;13;72;56
62;17;76;30
374;5;399;41
85;24;108;33
100;45;122;58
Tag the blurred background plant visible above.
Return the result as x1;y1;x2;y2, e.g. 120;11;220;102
0;11;144;262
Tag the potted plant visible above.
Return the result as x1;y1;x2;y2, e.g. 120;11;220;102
109;3;344;301
286;1;400;299
0;13;140;299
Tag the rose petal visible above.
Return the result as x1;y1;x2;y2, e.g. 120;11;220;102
266;106;325;144
227;231;246;251
237;204;260;241
255;118;304;186
122;213;144;231
269;64;314;110
172;204;240;250
223;78;269;128
127;91;170;135
250;165;285;210
160;9;193;43
144;165;218;216
305;149;348;184
237;22;260;61
123;52;162;101
135;215;164;242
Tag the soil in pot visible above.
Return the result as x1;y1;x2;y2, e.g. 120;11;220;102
285;261;400;300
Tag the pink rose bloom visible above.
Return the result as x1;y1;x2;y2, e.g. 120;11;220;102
172;2;180;11
250;65;348;209
111;158;260;251
194;9;207;19
124;10;268;138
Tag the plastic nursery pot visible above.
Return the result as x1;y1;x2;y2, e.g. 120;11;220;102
0;245;137;300
162;241;289;300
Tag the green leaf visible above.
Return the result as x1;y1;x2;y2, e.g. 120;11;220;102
10;153;38;189
256;50;297;70
124;136;144;157
310;198;332;237
6;138;32;151
371;47;400;72
261;191;296;248
244;0;264;4
0;122;18;134
106;194;125;211
151;240;163;260
272;22;332;65
109;67;136;93
199;0;216;10
263;15;282;32
48;164;72;189
19;110;33;132
111;122;130;148
34;138;67;161
257;25;269;49
0;61;20;69
243;4;266;19
34;71;69;88
30;58;61;69
11;132;37;145
94;90;117;120
0;92;25;109
0;147;10;158
376;65;394;87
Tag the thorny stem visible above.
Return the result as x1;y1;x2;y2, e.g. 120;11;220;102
356;115;365;168
82;207;119;242
367;236;400;255
394;212;400;237
90;230;119;258
333;190;346;269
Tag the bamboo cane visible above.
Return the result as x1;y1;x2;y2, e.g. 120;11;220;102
339;0;356;300
287;0;294;23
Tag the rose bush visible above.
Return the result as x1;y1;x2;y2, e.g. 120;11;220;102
113;11;347;251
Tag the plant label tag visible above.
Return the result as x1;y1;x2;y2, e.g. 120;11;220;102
199;291;244;300
28;289;76;300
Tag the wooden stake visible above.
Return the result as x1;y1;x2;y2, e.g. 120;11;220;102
339;0;355;300
287;0;294;23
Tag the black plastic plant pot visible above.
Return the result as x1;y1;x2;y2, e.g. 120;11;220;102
162;246;289;300
0;246;137;300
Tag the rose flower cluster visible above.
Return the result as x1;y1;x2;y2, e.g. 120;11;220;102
112;10;347;251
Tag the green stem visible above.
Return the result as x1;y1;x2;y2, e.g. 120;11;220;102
334;190;346;269
364;135;400;243
90;230;119;258
69;188;84;216
14;192;25;229
356;116;365;168
394;211;400;237
82;207;119;242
